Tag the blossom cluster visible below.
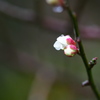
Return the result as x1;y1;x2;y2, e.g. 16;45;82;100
53;35;78;57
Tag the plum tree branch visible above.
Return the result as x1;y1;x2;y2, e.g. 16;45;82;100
64;1;100;100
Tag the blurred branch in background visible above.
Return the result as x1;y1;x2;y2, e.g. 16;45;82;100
0;34;95;99
0;0;100;39
33;0;44;25
0;0;35;21
28;66;56;100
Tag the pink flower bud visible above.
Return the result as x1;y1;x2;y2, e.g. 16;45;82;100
64;45;78;57
66;36;76;45
53;35;76;50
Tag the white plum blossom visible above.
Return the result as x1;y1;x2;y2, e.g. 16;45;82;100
53;35;76;50
53;34;78;57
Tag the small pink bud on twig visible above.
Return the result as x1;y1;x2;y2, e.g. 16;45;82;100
64;45;78;57
82;80;90;87
76;37;81;43
89;57;98;70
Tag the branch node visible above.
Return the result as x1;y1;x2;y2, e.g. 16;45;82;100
72;12;76;17
76;37;80;43
77;49;80;55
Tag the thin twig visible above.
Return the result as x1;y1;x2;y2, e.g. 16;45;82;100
64;1;100;100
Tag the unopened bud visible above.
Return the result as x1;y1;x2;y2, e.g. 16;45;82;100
89;57;98;69
64;45;78;57
82;80;90;87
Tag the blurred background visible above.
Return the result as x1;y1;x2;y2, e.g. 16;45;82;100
0;0;100;100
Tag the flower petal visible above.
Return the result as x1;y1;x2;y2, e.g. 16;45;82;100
57;35;68;46
64;45;78;57
53;41;64;50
